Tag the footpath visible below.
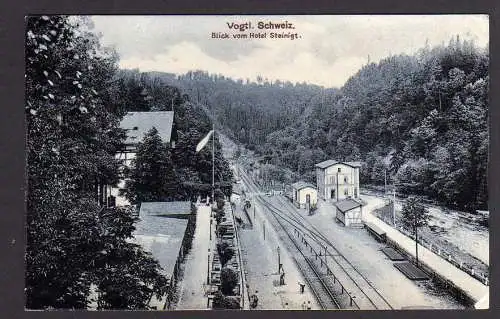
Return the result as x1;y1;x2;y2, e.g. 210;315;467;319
175;204;212;310
359;195;489;309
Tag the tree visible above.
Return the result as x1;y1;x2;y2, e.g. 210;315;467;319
122;127;183;204
220;267;239;295
400;197;430;266
25;16;168;309
217;242;235;267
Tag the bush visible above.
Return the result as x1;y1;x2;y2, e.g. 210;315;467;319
212;291;240;309
217;226;227;238
220;267;238;295
214;208;225;225
217;242;235;267
216;198;225;210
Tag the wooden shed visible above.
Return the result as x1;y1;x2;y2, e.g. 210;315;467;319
335;198;363;227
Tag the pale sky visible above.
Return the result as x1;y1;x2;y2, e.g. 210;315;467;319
91;15;488;88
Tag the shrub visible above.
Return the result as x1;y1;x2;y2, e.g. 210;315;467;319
216;242;235;267
214;209;225;225
217;226;227;238
212;291;240;309
220;267;238;295
216;198;225;210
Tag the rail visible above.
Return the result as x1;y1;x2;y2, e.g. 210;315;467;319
264;196;393;309
255;196;342;309
240;167;393;309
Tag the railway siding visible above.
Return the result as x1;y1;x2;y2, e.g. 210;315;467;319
257;198;344;309
260;196;394;310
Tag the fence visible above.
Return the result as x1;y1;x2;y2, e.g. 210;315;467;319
229;203;248;309
373;202;489;286
292;228;360;309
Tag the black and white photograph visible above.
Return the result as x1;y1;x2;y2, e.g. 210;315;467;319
25;14;489;310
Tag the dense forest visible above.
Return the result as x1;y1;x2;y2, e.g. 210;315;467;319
25;16;231;309
142;37;488;212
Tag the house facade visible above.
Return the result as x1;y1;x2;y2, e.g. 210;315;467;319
109;111;176;207
315;160;361;202
291;181;318;209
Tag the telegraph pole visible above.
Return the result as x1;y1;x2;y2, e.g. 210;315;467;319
415;222;419;266
277;246;281;273
212;123;215;207
336;171;339;201
207;250;210;285
393;188;396;227
384;169;387;196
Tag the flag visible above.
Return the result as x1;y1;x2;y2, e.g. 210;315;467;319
196;130;214;153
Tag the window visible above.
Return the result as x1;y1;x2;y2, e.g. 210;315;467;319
354;188;358;198
344;176;348;183
338;167;341;173
344;188;348;196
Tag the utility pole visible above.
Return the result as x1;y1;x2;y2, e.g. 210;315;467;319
393;188;396;227
212;123;215;207
207;250;210;285
263;221;266;240
384;169;387;196
415;222;419;266
336;171;339;201
277;246;281;273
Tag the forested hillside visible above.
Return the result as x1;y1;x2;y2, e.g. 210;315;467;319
337;38;488;211
133;37;488;212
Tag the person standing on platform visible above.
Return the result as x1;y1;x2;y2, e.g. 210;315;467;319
298;282;305;294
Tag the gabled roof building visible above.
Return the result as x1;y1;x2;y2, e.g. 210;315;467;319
315;160;361;202
119;111;176;151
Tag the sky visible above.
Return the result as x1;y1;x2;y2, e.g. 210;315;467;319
91;15;488;88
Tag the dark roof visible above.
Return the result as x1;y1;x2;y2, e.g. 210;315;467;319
291;181;316;190
335;199;362;212
120;111;174;145
140;201;192;217
132;216;188;276
315;160;362;169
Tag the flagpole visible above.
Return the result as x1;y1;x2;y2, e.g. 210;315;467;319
212;123;215;206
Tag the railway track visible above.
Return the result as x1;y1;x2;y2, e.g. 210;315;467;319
238;169;343;309
267;203;343;309
239;167;393;310
263;196;393;310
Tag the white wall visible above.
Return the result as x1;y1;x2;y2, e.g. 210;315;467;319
296;187;318;206
336;207;362;226
319;163;360;201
